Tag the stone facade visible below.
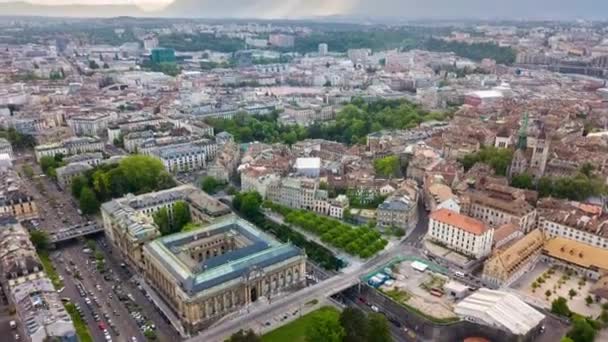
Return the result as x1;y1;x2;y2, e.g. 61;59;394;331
142;218;306;334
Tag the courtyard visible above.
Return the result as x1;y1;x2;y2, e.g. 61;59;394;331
511;262;603;318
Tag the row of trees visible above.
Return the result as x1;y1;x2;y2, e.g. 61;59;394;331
232;191;344;270
265;202;388;258
152;201;192;236
551;297;599;342
70;155;176;214
459;146;513;176
207;99;448;146
511;167;607;202
422;38;517;64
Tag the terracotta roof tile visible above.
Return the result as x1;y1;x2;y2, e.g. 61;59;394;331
430;209;488;235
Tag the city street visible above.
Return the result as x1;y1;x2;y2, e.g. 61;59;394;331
14;153;85;233
100;238;181;342
186;205;431;341
53;243;147;341
14;152;179;342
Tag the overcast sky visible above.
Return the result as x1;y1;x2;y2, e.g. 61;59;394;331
2;0;608;19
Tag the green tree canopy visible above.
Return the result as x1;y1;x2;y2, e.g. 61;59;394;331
153;207;171;236
567;316;597;342
551;297;571;317
70;175;88;199
510;173;533;189
205;99;446;146
227;329;260;342
39;156;65;178
233;191;263;220
79;186;100;215
30;230;49;250
118;155;167;193
367;313;392;342
305;309;345;342
459;146;513;176
201;176;225;194
173;201;192;232
340;307;369;342
373;155;400;178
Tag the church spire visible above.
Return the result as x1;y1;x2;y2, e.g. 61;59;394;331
516;112;529;150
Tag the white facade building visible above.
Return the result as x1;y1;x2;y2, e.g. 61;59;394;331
427;209;494;259
153;143;206;173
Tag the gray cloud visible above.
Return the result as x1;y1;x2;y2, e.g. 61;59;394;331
165;0;608;20
1;0;607;19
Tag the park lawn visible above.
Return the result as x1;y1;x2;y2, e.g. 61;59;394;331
262;306;340;342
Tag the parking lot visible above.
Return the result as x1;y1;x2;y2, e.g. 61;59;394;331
14;154;180;341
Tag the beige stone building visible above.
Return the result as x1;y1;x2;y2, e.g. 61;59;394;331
482;229;545;287
460;184;537;232
143;217;306;334
101;185;232;270
0;191;38;221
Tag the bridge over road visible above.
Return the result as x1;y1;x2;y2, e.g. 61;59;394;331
48;222;103;245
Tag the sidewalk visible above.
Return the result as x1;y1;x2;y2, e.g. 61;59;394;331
137;276;189;338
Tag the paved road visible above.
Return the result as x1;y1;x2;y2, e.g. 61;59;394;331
14;154;85;232
101;239;181;342
15;152;176;341
54;243;147;342
186;207;430;342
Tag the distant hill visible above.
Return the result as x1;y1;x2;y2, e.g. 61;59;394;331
0;1;147;18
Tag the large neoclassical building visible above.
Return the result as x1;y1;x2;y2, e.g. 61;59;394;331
101;186;306;334
143;217;306;333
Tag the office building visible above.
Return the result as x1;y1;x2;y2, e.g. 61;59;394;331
318;43;328;56
151;48;176;64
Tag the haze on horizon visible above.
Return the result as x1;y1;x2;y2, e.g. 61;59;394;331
1;0;607;19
